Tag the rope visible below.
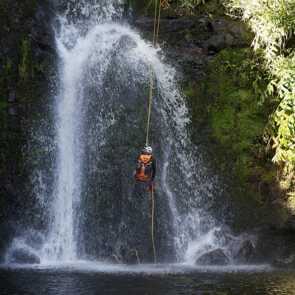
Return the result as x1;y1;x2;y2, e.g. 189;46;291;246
152;0;159;47
151;186;157;263
145;68;154;146
155;0;162;44
146;0;162;264
145;0;162;146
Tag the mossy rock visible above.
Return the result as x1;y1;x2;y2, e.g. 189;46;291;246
187;48;279;228
194;48;273;182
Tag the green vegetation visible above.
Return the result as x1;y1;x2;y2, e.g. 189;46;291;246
225;0;295;199
0;58;12;101
209;49;272;181
185;47;281;228
18;38;32;82
0;0;39;103
188;49;275;190
180;0;295;202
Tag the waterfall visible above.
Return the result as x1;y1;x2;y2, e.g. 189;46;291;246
5;0;235;265
40;0;125;262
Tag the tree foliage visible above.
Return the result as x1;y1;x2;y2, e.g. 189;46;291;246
225;0;295;194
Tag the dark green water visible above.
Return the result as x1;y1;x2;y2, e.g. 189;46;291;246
0;264;295;295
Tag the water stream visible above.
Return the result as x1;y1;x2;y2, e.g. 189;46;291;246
5;0;242;266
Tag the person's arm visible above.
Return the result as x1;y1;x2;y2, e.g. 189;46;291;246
134;156;140;178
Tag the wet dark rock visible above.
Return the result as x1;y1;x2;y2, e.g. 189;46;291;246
8;90;16;103
8;106;18;116
206;34;227;53
210;19;250;45
205;20;248;53
134;15;250;82
117;35;137;51
119;249;140;265
196;249;230;265
24;231;45;250
0;0;56;260
135;17;195;33
273;254;295;268
252;228;295;264
9;248;40;264
31;4;55;53
283;216;295;231
111;244;142;265
234;240;256;263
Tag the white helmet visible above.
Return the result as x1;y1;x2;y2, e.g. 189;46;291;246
142;146;153;154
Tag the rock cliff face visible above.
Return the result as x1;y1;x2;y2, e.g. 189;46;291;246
0;0;55;258
131;4;295;235
0;0;295;261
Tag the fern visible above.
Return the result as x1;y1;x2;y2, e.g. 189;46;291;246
225;0;295;195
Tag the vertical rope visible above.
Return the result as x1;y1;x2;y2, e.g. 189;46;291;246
145;0;161;146
155;0;162;43
145;67;154;146
152;0;159;46
151;187;157;263
146;0;161;264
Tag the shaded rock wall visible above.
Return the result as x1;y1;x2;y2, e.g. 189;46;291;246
0;0;55;259
132;3;294;233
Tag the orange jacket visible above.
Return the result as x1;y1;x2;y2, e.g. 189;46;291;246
135;154;156;182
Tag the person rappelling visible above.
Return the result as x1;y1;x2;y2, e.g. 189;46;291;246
134;146;156;191
133;0;162;264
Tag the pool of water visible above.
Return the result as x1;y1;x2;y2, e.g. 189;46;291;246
0;262;294;295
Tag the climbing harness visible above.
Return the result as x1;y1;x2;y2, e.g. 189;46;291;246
145;0;162;264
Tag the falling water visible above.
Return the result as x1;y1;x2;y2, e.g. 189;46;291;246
5;0;239;265
40;0;125;262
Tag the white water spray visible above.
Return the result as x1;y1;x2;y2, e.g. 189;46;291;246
6;0;237;265
41;0;124;262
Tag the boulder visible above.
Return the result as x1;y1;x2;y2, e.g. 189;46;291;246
24;231;45;251
273;254;295;268
124;251;140;265
108;254;122;264
9;248;40;264
8;90;16;103
8;106;18;116
196;249;230;265
283;216;295;231
117;247;140;265
234;240;256;263
117;35;137;51
205;35;227;53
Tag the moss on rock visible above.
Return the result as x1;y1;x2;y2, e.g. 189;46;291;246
186;48;281;228
192;49;271;180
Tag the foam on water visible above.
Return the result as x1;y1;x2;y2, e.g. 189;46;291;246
0;261;273;275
